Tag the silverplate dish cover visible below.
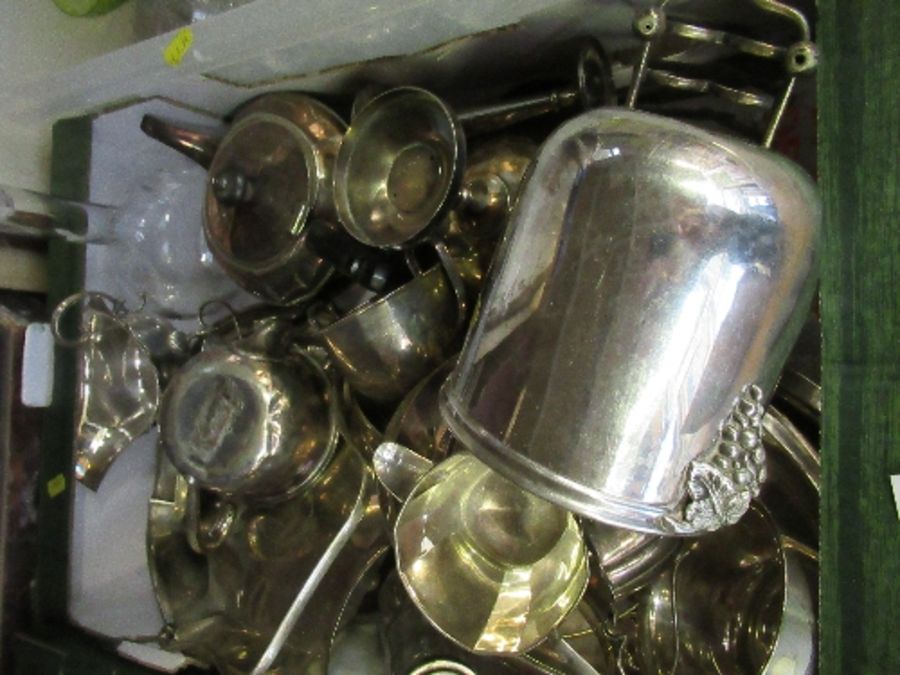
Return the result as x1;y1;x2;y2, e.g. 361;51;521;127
441;107;820;535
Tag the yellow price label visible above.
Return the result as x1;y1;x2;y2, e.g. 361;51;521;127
47;473;67;498
163;28;194;67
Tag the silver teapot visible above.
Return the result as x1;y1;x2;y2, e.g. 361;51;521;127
159;319;339;502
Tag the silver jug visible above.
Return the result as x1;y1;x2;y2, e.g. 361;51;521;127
440;108;820;535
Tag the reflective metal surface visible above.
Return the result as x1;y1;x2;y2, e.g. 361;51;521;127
148;442;388;675
312;264;465;404
394;453;588;654
121;312;193;386
376;362;456;527
456;38;613;138
762;541;818;675
384;360;456;463
441;108;820;535
70;302;160;490
760;407;820;548
583;522;680;611
334;87;466;249
339;380;384;459
373;441;434;505
774;310;821;423
248;466;374;675
142;93;346;305
379;571;520;675
380;567;611;675
630;503;817;675
452;137;536;241
206;94;345;304
159;342;339;501
632;561;679;675
626;1;817;148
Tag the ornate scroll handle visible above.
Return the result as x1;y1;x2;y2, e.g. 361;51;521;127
664;384;767;535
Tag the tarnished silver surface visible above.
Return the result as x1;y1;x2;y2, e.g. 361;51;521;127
248;468;374;675
121;312;194;386
334;87;466;249
452;137;536;242
760;407;820;548
383;360;456;463
441;108;820;535
69;302;160;490
664;20;785;62
456;38;613;138
630;503;817;675
774;310;821;423
159;342;339;501
148;442;388;675
339;380;383;459
626;1;817;148
312;264;465;404
206;94;345;304
142;93;346;305
376;362;456;526
583;521;680;610
645;68;773;108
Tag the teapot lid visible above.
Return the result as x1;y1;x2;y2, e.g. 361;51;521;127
204;112;320;272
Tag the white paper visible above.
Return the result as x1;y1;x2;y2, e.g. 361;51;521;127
21;322;54;407
891;475;900;522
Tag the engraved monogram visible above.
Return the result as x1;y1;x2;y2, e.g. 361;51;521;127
188;375;245;459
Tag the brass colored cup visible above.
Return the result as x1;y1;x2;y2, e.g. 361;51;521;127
394;453;588;655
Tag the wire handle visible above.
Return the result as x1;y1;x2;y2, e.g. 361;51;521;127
626;0;818;147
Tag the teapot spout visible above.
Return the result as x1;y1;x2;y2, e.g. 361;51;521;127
140;114;220;169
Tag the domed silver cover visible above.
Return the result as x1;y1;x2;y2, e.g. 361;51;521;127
441;108;820;535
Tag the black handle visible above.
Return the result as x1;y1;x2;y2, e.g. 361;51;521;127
306;220;407;293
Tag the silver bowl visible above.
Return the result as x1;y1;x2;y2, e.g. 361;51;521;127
394;453;588;655
333;87;465;249
633;503;817;674
311;264;465;404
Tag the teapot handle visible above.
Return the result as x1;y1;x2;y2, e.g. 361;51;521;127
140;114;221;170
434;241;469;332
403;241;468;332
182;476;238;554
